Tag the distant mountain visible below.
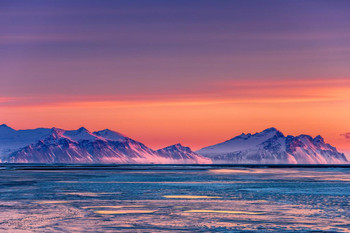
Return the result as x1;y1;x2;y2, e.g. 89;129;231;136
0;124;51;157
197;128;348;164
1;125;347;164
156;144;211;164
0;125;209;164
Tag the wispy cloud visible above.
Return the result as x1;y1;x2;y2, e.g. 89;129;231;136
340;133;350;140
0;34;107;46
0;78;349;109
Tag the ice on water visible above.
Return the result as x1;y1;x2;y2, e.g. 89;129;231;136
0;165;349;232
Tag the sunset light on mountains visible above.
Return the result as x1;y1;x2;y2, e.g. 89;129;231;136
1;1;350;232
1;1;350;159
0;1;350;160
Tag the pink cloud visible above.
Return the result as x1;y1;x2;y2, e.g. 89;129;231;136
340;133;350;140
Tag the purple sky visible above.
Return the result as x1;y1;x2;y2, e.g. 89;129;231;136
1;1;350;153
1;0;350;98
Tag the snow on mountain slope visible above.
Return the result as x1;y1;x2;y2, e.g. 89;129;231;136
5;132;160;164
63;127;107;142
0;124;51;158
93;129;126;142
285;134;347;164
156;144;211;164
0;126;105;160
197;128;348;164
1;125;347;164
198;128;284;156
1;125;209;164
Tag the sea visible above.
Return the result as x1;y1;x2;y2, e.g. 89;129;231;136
0;164;349;232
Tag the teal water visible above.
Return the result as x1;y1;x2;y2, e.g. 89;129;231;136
0;165;349;232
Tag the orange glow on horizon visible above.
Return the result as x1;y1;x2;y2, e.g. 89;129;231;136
1;78;349;156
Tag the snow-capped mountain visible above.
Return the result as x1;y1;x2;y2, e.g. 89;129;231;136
1;125;347;164
0;125;209;164
156;144;211;164
0;124;51;157
197;128;348;164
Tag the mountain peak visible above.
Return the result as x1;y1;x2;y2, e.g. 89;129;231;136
296;134;313;141
94;129;126;141
173;143;184;148
77;127;89;133
170;143;185;148
0;124;14;130
313;135;325;144
261;127;280;133
45;128;65;140
159;143;192;152
259;127;284;138
0;124;16;135
156;143;211;164
197;128;347;164
314;135;324;140
264;127;278;131
98;129;123;134
50;127;65;135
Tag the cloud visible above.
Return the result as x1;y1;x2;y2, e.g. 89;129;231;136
0;78;349;109
340;133;350;140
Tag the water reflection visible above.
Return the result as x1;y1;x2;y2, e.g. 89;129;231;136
94;210;155;215
0;165;349;232
184;210;264;214
163;195;221;199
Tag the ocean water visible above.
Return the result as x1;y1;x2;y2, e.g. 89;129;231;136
0;164;349;232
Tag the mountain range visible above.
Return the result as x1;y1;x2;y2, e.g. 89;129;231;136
197;127;347;164
0;124;347;164
0;124;210;164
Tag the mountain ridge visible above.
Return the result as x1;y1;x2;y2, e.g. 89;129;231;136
0;125;208;164
197;127;347;164
0;125;347;164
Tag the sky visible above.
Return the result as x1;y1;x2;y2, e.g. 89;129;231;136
0;0;350;155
